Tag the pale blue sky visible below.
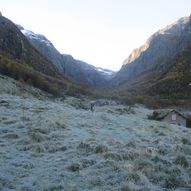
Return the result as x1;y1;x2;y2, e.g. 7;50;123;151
1;0;191;71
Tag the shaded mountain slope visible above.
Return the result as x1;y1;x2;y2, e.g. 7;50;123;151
149;39;191;99
19;26;115;87
0;16;61;77
0;15;94;96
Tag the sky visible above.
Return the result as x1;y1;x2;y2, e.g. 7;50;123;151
1;0;191;71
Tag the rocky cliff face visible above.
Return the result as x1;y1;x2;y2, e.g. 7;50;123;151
19;26;114;87
0;16;60;77
148;35;191;99
111;16;191;86
17;25;65;72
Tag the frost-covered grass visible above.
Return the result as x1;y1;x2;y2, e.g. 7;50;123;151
0;77;191;191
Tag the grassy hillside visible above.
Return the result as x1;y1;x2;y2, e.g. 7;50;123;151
0;78;190;190
0;53;63;96
0;53;95;97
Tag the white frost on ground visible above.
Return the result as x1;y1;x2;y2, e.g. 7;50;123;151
0;76;191;191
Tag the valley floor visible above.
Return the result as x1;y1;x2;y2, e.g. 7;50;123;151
0;76;191;191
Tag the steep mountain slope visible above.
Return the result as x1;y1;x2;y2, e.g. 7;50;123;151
19;26;114;87
149;38;191;99
0;16;61;77
0;15;94;96
59;55;110;87
111;16;191;87
17;25;65;72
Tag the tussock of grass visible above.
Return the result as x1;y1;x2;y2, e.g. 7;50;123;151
104;152;122;161
31;143;46;153
67;163;81;172
45;143;67;153
126;141;137;148
164;174;188;189
134;158;153;171
0;177;15;190
95;144;109;153
90;176;104;186
77;141;93;154
20;186;33;191
29;126;50;135
181;137;190;145
43;184;64;191
3;133;19;139
55;121;66;129
28;131;47;143
120;184;133;191
27;125;51;143
174;155;189;168
14;162;34;169
81;159;95;168
126;172;141;183
122;151;139;161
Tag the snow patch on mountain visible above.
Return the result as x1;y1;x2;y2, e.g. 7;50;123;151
96;67;115;75
96;67;116;79
20;27;52;46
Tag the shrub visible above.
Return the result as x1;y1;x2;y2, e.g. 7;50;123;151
0;55;62;96
65;84;91;96
95;144;109;153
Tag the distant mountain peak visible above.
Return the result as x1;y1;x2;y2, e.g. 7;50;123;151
111;15;191;89
18;25;113;86
158;16;190;35
123;16;191;66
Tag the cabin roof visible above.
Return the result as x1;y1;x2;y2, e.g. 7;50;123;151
149;109;190;120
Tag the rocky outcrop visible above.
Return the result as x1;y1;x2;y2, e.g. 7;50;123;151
19;26;64;72
60;55;110;86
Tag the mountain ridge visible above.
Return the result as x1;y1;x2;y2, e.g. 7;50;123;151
0;15;96;96
18;26;115;87
1;14;191;104
111;15;191;89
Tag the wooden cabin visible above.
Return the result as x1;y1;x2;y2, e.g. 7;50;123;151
148;109;190;127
